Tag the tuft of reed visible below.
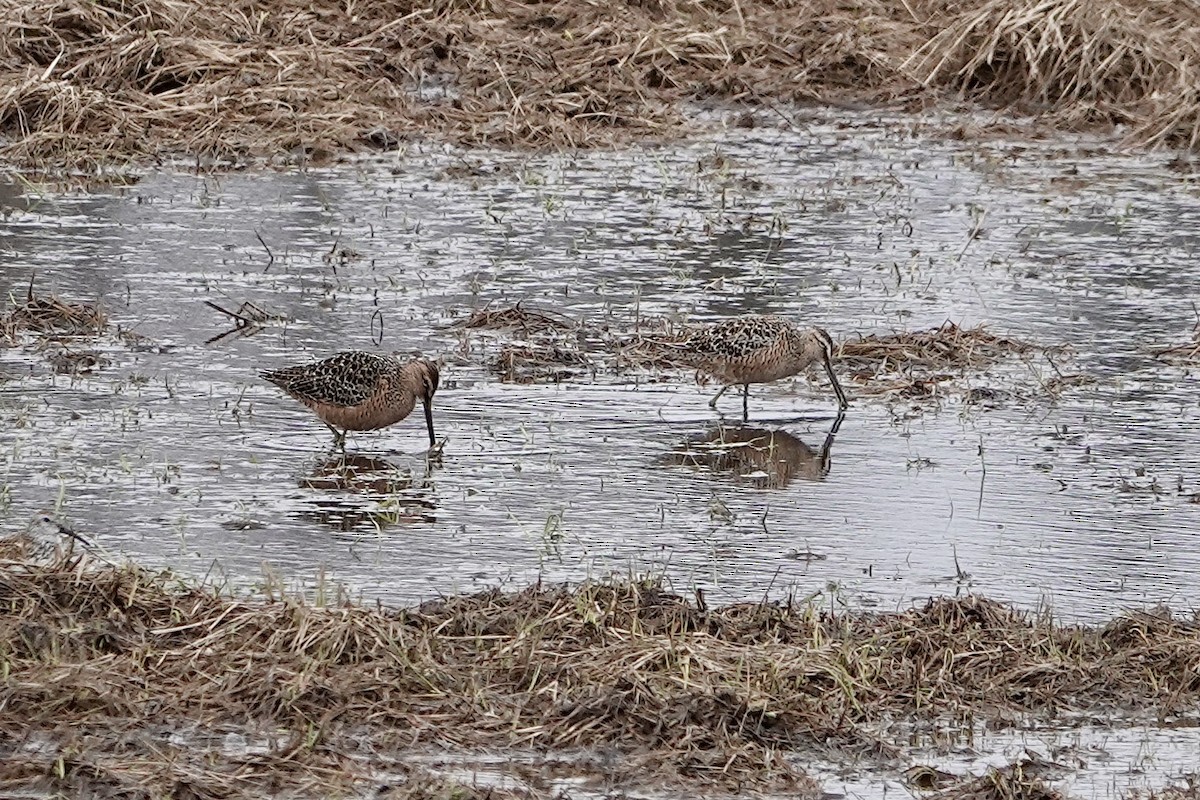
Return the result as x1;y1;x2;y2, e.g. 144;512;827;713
923;754;1071;800
835;321;1077;401
907;0;1200;149
837;321;1042;372
1153;318;1200;365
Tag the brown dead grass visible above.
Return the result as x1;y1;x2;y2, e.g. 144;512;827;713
455;303;576;334
453;303;592;384
837;321;1077;401
2;556;1200;796
0;280;131;376
908;0;1200;149
837;321;1041;372
1;0;1199;172
924;755;1071;800
492;342;592;383
0;278;106;342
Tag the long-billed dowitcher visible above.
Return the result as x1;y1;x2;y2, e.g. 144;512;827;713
261;352;439;447
669;315;848;418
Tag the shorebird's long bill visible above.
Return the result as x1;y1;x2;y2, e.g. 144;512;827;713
63;525;92;549
422;394;436;446
823;353;849;410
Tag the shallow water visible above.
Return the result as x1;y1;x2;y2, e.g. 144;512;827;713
365;717;1200;800
3;110;1200;621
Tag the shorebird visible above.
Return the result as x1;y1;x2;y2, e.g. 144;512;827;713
1;513;93;562
261;352;439;448
667;315;848;418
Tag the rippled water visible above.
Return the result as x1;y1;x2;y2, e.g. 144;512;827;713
3;111;1200;622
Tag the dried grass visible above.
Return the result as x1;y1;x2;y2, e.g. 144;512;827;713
908;0;1200;148
838;321;1040;372
2;0;1200;172
2;558;1200;796
455;303;591;383
456;303;576;334
1153;319;1200;365
925;755;1070;800
491;342;592;383
837;321;1078;401
0;278;106;342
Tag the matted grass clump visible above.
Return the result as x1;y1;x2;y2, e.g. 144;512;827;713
0;278;106;341
2;554;1200;796
836;321;1081;401
1;0;1200;171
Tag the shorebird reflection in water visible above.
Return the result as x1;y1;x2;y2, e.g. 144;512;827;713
261;352;439;448
667;315;848;420
299;455;438;532
670;413;844;489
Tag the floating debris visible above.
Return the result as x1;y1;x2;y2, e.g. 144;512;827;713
1;278;106;342
1153;321;1200;365
923;754;1072;800
204;299;287;344
41;346;110;375
837;321;1045;372
838;322;1082;404
491;342;592;384
456;302;576;334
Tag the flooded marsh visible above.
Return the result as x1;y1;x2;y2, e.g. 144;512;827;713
5;110;1200;797
2;114;1200;621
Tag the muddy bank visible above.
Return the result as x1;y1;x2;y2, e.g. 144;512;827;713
2;552;1199;797
2;0;1200;172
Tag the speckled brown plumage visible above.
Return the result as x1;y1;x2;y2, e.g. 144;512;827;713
670;315;848;416
261;351;440;446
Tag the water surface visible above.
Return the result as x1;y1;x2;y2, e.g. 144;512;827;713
3;111;1200;623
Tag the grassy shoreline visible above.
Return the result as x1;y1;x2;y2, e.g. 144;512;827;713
2;0;1199;174
2;553;1198;797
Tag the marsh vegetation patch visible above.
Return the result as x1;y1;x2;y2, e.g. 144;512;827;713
3;0;1200;172
2;557;1199;797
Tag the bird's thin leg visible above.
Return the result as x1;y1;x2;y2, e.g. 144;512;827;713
708;384;729;408
742;384;749;423
325;423;346;451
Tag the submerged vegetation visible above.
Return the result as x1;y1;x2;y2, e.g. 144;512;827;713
1;0;1200;171
2;553;1200;797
